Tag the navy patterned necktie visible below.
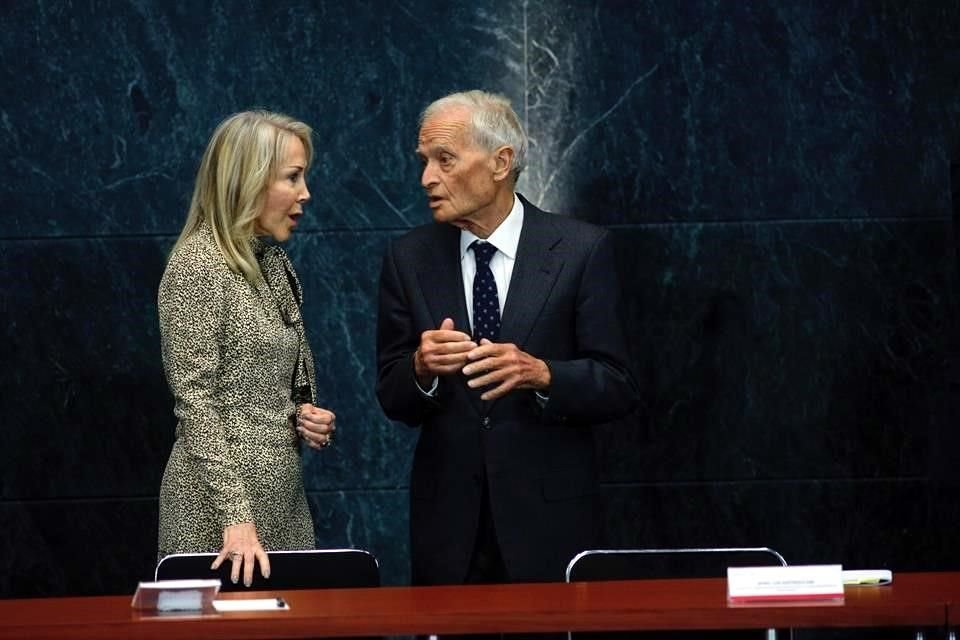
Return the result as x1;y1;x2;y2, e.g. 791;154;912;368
470;240;501;342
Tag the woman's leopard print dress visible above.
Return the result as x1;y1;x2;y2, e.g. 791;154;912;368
157;224;316;558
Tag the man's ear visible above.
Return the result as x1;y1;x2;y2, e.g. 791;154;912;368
491;146;515;183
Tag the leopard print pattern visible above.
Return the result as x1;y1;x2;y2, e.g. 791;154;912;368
157;224;315;558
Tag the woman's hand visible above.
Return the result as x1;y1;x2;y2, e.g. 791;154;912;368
210;522;270;587
297;403;336;449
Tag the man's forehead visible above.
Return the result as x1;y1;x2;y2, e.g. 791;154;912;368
418;107;472;148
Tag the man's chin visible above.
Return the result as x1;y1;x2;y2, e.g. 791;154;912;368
430;205;473;230
431;206;455;223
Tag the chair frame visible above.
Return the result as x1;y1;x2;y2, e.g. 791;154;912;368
155;548;379;591
566;546;787;581
566;547;788;640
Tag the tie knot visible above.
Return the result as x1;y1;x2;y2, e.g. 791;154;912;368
471;241;497;267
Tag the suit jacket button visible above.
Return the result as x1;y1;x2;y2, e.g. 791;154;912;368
482;417;491;430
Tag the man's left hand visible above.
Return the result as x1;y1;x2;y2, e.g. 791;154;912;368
461;339;551;401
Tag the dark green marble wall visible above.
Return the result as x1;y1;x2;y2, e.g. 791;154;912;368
2;0;959;598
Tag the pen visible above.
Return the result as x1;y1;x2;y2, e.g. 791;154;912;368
276;597;287;608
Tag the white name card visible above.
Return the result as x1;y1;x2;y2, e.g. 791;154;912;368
727;564;844;602
131;579;221;611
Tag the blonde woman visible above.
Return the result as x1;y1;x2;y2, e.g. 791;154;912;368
157;111;335;587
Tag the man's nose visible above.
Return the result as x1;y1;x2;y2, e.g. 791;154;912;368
421;162;437;188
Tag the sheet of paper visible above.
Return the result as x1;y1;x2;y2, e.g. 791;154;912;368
842;569;893;586
213;598;290;612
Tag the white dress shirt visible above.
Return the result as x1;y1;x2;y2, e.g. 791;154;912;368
459;194;524;331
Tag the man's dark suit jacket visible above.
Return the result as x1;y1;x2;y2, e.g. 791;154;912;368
376;194;638;585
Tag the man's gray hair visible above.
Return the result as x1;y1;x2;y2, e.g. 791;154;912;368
420;90;527;181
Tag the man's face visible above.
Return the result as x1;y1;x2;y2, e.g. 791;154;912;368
416;106;499;234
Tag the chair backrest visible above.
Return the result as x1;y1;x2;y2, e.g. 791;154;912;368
566;547;787;582
155;548;380;592
565;548;790;640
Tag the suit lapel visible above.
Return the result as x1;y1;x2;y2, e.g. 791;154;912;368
416;225;470;332
499;203;563;348
414;226;484;414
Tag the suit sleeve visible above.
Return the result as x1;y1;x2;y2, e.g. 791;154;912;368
158;254;254;528
375;239;439;426
540;230;639;424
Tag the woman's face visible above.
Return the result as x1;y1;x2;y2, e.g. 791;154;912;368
256;136;310;242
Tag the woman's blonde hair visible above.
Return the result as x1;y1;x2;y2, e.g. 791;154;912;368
172;110;313;282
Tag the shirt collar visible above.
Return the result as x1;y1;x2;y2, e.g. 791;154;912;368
460;193;524;260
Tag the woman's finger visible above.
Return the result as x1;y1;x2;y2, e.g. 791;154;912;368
301;406;335;423
242;550;255;587
229;550;243;584
257;548;271;580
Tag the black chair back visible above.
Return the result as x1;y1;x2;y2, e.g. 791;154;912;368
155;548;379;592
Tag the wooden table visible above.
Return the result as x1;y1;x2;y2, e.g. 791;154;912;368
0;572;956;639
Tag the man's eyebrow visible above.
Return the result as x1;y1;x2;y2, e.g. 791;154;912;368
415;144;453;156
424;144;456;156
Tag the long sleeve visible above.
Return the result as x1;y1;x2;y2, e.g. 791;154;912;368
538;230;638;425
158;252;254;528
375;239;440;426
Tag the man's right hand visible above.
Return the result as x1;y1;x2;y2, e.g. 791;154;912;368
414;317;477;387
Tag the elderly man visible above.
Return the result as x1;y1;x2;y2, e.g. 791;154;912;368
376;90;637;589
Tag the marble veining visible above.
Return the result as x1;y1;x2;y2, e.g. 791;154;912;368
2;1;960;600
